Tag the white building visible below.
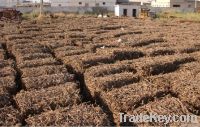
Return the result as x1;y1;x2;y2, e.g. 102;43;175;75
151;0;170;7
0;0;18;7
0;0;34;7
31;0;50;3
115;0;151;17
117;0;151;4
49;0;116;7
115;3;141;17
0;0;7;7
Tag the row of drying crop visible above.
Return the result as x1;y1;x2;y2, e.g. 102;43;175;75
41;34;200;125
32;24;200;125
2;20;200;125
17;21;200;123
0;31;112;126
0;41;22;126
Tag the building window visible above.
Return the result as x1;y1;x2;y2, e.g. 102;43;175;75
85;3;89;7
132;9;137;17
123;9;127;16
79;2;82;5
103;2;106;5
96;3;99;6
58;4;61;6
188;4;191;8
173;5;181;7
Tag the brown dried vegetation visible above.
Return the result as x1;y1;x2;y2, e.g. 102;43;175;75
1;16;200;126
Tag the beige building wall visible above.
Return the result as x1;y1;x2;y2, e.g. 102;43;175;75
170;0;200;8
50;0;116;7
151;0;200;8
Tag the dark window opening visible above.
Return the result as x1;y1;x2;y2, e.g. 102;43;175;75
132;9;136;17
85;3;89;7
79;2;82;5
58;4;61;6
103;2;106;5
96;3;99;6
173;4;181;7
123;9;127;16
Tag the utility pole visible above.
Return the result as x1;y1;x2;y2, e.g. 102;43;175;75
7;0;11;7
39;0;43;17
17;0;20;6
195;0;197;12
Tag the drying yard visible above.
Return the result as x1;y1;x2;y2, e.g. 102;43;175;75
0;15;200;126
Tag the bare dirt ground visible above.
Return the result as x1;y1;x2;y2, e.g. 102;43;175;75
0;15;200;126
